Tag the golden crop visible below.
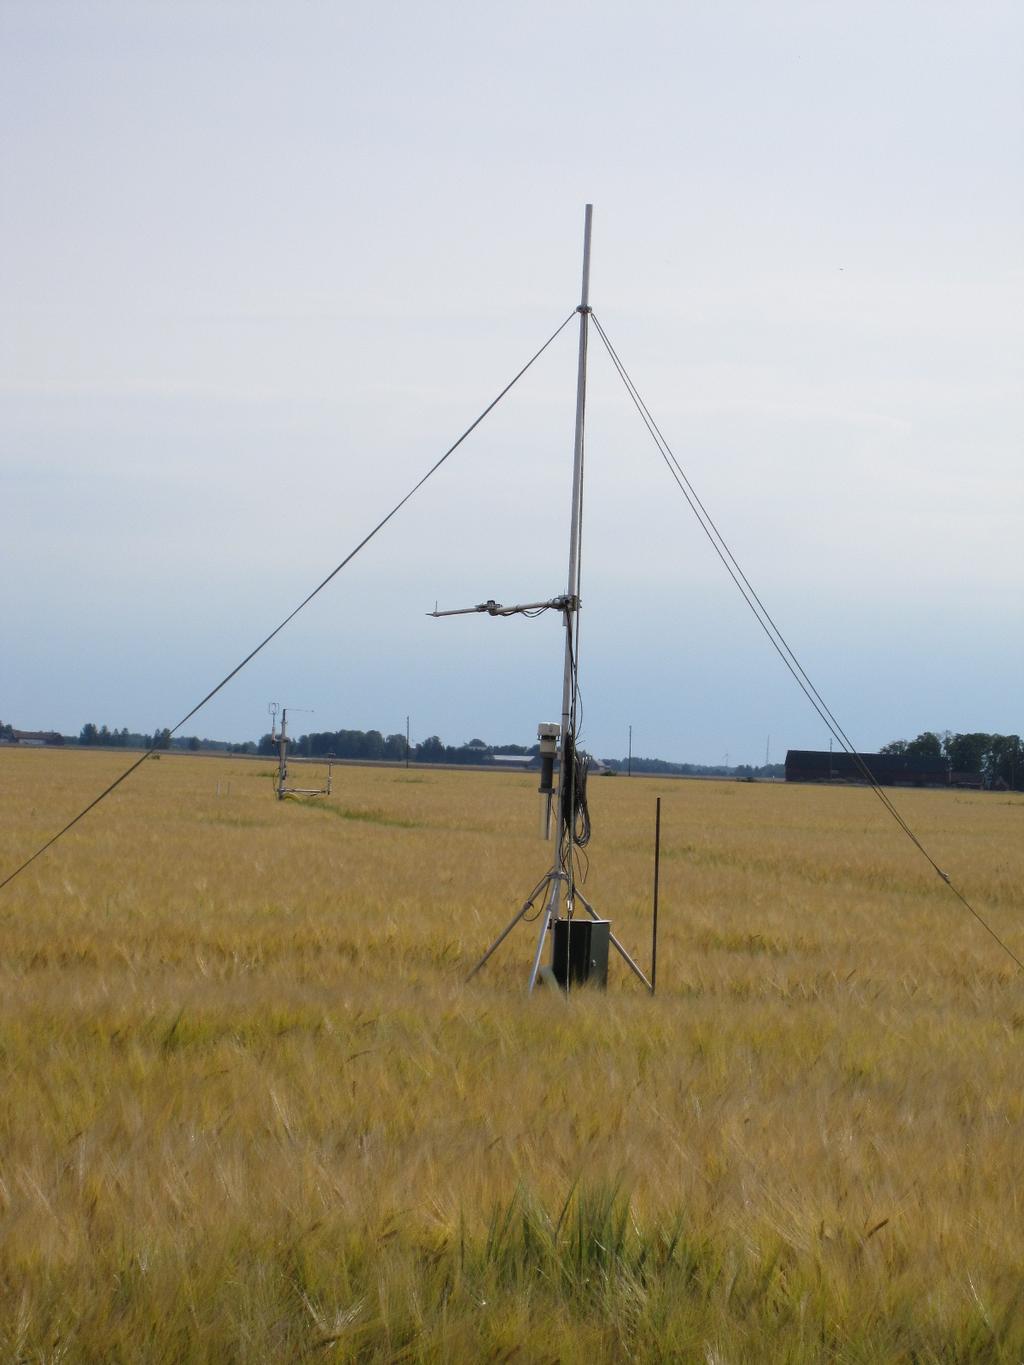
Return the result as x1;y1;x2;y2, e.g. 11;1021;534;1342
1;748;1023;1361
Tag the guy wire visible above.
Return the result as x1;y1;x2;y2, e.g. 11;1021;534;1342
0;310;577;895
591;311;1024;976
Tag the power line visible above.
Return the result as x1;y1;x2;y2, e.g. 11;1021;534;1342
0;310;576;895
591;311;1024;975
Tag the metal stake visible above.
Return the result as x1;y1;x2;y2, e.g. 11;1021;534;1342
651;796;661;994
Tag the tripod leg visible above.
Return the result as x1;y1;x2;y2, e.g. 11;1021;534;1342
607;932;653;991
466;871;553;982
577;892;653;991
527;874;561;994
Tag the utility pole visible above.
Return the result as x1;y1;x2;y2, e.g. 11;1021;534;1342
628;723;632;777
406;715;410;768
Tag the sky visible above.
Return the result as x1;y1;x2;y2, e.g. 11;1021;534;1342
3;1;1021;766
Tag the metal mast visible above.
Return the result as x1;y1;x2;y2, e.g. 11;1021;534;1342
454;204;651;994
557;203;593;911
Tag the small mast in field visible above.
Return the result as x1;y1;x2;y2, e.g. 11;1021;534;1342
268;702;333;801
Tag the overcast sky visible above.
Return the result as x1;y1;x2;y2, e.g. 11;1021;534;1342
3;1;1021;764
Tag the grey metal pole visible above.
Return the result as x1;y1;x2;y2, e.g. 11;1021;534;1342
277;708;288;799
406;715;410;768
555;204;593;915
651;796;661;994
628;724;632;777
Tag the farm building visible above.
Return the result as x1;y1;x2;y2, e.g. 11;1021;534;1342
490;753;614;775
10;730;65;747
491;754;538;771
784;749;950;787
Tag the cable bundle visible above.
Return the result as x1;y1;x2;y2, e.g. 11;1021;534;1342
560;735;591;849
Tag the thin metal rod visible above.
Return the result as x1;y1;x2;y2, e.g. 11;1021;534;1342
651;796;661;994
527;877;561;993
556;203;593;914
429;595;571;618
277;707;289;799
609;930;653;990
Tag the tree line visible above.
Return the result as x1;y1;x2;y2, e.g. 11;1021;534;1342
77;724;254;754
880;731;1022;789
20;719;1021;790
601;756;785;778
261;729;533;765
64;723;530;764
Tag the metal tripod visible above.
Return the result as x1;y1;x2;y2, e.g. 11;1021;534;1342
466;864;652;992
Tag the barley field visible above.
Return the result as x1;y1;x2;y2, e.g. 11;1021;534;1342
1;748;1023;1363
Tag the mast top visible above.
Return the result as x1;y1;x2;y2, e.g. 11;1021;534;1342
579;204;593;311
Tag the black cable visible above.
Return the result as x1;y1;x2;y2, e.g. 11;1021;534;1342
560;734;592;849
559;622;592;900
0;310;576;895
591;312;1024;975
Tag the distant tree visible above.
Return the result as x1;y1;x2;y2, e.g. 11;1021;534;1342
989;734;1022;790
416;735;446;763
79;722;99;746
363;730;385;761
0;720;14;742
332;730;366;759
907;732;940;757
382;732;407;761
152;727;172;751
905;731;942;758
880;739;908;755
187;736;201;751
944;732;991;774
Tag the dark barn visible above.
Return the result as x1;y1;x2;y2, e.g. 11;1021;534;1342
784;750;950;787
